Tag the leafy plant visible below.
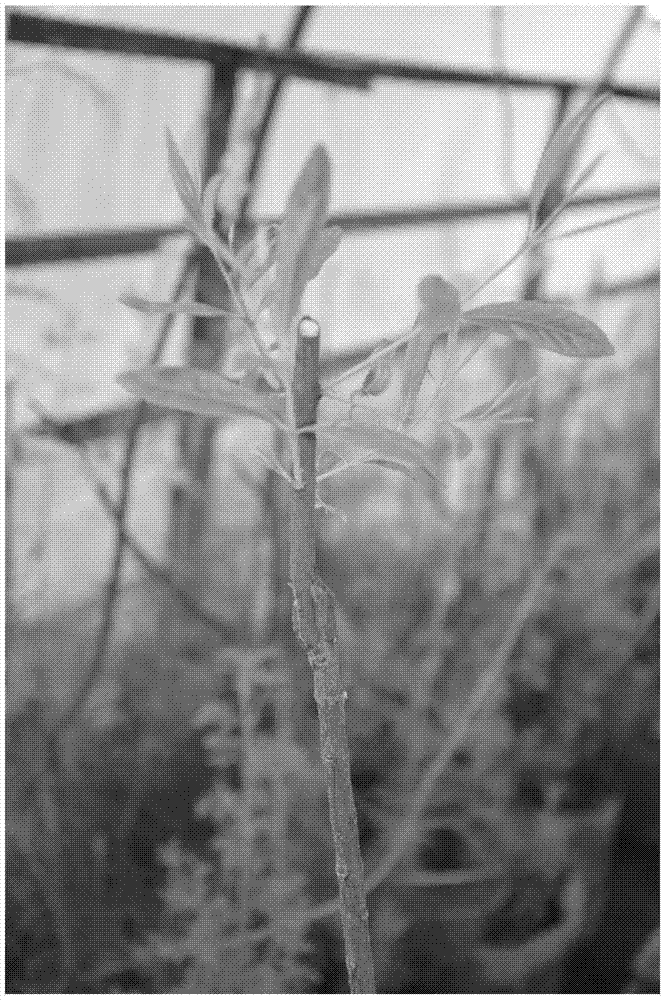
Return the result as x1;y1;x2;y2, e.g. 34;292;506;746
116;83;654;991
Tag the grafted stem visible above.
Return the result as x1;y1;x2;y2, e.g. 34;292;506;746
288;316;376;994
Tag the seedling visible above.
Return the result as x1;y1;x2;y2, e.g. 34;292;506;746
118;89;652;990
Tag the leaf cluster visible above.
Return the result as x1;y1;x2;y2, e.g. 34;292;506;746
118;95;631;516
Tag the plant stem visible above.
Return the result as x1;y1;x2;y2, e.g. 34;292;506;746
288;317;376;994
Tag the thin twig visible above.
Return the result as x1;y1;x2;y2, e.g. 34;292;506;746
6;380;16;660
23;398;239;642
49;252;198;738
363;534;571;897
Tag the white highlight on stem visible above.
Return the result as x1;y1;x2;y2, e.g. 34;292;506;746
299;315;321;339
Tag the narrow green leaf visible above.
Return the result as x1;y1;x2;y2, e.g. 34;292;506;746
270;145;332;343
224;344;283;390
359;457;449;522
497;416;535;425
429;421;474;461
539;202;658;245
315;449;447;522
303;419;438;480
457;378;537;424
401;276;461;425
201;227;247;279
605;100;660;172
530;149;611;245
324;330;412;392
244;227;277;287
561;149;610;205
254;443;293;483
529;93;608;233
164;131;244;283
116;365;288;431
359;338;395;397
307;415;462;519
303;226;343;282
280;146;331;252
459;301;614;358
315;492;349;521
201;172;226;230
120;293;244;321
165;127;202;224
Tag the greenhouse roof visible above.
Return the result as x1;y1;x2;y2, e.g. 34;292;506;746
6;6;660;429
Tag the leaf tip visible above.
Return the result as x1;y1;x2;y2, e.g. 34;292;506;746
119;293;144;312
116;368;137;392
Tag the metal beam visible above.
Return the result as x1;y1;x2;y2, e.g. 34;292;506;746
7;12;659;102
237;5;314;224
6;226;186;267
588;268;659;298
7;184;659;267
22;266;659;442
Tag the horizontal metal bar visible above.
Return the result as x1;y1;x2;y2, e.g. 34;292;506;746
5;12;365;89
8;12;660;102
321;185;660;233
21;259;657;438
6;185;659;268
6;226;186;267
19;265;658;442
588;268;659;298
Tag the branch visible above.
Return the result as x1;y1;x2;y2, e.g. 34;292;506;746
49;252;198;739
288;317;376;993
363;534;574;898
215;533;577;956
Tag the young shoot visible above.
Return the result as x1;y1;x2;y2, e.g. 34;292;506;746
114;84;653;989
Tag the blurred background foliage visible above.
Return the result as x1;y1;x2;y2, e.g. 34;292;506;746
5;6;659;994
6;287;659;993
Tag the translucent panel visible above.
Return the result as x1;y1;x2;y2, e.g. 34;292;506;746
545;95;660;193
304;5;491;64
492;91;659;200
250;79;556;215
6;240;191;430
499;6;659;88
585;287;659;365
601;98;660;179
28;5;294;45
6;5;658;432
26;5;660;86
305;6;658;88
250;84;656;218
6;44;209;233
543;199;659;297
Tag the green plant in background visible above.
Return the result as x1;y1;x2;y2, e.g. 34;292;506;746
114;76;657;990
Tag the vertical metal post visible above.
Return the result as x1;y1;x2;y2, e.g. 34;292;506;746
157;60;238;723
6;379;16;660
